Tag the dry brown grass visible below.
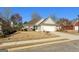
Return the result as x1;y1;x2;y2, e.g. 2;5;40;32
0;31;58;43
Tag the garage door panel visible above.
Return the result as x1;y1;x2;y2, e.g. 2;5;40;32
42;26;56;31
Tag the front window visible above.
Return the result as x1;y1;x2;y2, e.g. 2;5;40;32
33;25;37;30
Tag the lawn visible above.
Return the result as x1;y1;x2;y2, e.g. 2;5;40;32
0;31;58;43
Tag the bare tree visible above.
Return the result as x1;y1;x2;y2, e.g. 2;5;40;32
11;13;23;30
57;18;71;26
48;14;58;22
2;7;12;21
31;12;42;20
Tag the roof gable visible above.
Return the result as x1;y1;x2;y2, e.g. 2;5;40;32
37;17;56;25
43;17;56;24
35;17;56;26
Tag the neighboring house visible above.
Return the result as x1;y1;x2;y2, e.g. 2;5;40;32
0;17;7;34
0;17;15;35
57;24;73;30
35;16;57;32
0;18;5;34
56;18;73;30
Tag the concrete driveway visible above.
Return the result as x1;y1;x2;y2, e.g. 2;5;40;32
52;32;79;40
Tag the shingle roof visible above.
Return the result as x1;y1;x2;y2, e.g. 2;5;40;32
26;19;40;26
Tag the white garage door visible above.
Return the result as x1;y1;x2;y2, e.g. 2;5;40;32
41;25;56;32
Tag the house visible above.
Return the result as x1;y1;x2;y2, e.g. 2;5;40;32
35;16;57;32
57;24;73;30
56;18;73;31
24;16;57;32
0;17;15;35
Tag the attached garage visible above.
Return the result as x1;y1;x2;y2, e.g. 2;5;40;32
39;25;56;32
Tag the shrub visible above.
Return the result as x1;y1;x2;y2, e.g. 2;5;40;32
3;29;10;35
24;29;27;31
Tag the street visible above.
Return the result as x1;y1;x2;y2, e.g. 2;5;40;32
12;40;79;52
